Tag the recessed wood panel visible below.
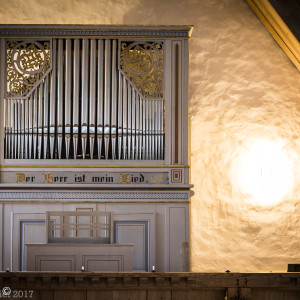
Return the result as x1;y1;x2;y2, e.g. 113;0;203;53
169;207;186;271
37;255;75;271
84;255;123;271
114;221;148;271
26;243;133;271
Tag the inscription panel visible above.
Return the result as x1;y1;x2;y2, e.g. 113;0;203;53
1;171;169;184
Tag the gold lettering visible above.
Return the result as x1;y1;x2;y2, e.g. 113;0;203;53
42;173;54;183
16;172;26;183
120;173;131;184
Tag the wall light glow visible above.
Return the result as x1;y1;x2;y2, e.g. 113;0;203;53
235;139;294;206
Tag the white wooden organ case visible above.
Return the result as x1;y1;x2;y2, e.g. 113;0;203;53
0;25;192;272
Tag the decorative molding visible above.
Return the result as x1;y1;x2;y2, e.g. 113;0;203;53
0;164;190;168
171;169;182;183
246;0;300;71
0;191;189;202
0;25;193;39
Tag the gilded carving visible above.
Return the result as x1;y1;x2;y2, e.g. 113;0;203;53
120;41;163;99
6;40;51;98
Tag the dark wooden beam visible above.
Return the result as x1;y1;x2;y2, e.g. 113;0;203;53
245;0;300;71
0;272;299;300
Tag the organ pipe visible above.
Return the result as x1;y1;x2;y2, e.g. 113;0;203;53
81;39;89;159
49;39;57;159
104;39;111;160
111;40;117;160
89;39;96;159
97;39;104;160
38;81;43;159
73;39;80;159
65;39;72;159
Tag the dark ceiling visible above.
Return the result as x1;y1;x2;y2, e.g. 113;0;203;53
268;0;300;42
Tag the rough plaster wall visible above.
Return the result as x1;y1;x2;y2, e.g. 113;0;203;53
1;0;300;272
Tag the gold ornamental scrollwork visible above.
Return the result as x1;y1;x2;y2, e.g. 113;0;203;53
120;41;163;99
6;40;51;98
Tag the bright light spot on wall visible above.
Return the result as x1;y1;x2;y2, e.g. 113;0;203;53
235;139;294;206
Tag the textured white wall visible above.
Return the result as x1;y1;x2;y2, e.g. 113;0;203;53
1;0;300;272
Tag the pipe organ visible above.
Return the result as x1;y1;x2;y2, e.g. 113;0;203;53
0;26;192;273
4;38;165;161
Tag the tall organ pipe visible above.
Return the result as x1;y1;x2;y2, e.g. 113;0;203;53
122;75;127;159
73;39;80;159
117;72;123;160
127;84;132;159
111;40;117;159
104;39;111;160
43;75;49;159
81;39;89;159
131;89;136;160
97;39;104;159
89;39;96;159
65;39;72;159
38;82;43;159
17;100;21;159
49;39;57;159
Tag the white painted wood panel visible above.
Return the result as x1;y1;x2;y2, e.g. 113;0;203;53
168;207;187;272
25;243;133;271
11;212;46;271
113;212;156;272
115;222;146;271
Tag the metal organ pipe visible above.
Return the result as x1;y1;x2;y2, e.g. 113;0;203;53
104;39;111;160
43;75;49;159
5;98;10;159
89;39;96;159
111;40;117;160
57;39;64;159
73;39;80;159
131;88;136;160
4;38;165;161
81;39;89;159
17;100;21;159
65;39;72;159
122;74;127;160
96;39;104;160
127;83;132;160
117;72;123;160
38;81;43;159
49;39;57;159
28;94;33;159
